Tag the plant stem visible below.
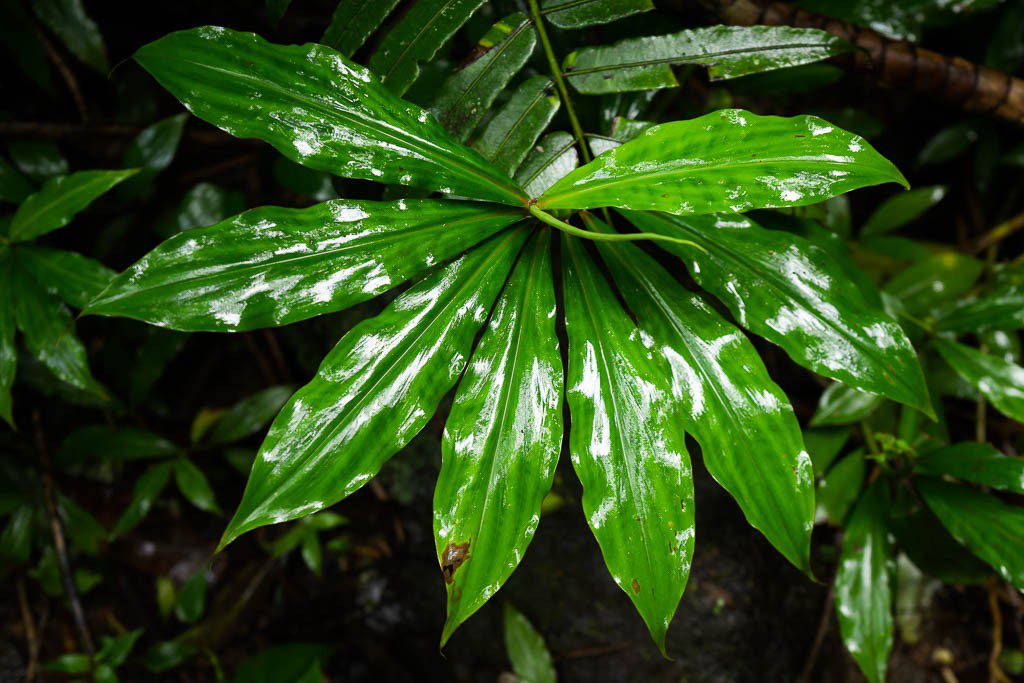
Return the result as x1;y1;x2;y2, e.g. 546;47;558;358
974;209;1024;253
529;204;705;251
527;0;592;163
860;420;880;454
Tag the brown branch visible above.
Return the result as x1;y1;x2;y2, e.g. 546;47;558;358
988;581;1012;683
34;412;95;659
683;0;1024;126
36;30;89;123
798;584;835;683
16;579;39;683
0;121;242;146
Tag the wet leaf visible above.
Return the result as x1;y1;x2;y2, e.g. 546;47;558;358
8;141;68;181
432;13;536;142
17;246;115;309
233;643;329;683
817;450;865;525
321;0;401;56
173;459;221;514
933;338;1024;423
369;0;487;96
88;199;523;332
835;483;893;683
883;252;982;316
59;426;179;464
810;382;884;427
474;76;560;178
861;186;947;236
120;114;188;197
434;232;562;644
564;26;848;94
206;386;294;445
918;477;1024;590
562;236;694;652
514;131;578;197
916;442;1024;494
504;603;556;683
541;0;652;29
32;0;108;72
112;462;174;537
622;210;931;413
539;110;907;215
9;169;137;242
0;256;15;426
934;281;1024;333
804;426;851;475
586;214;813;573
221;230;528;547
135;28;525;205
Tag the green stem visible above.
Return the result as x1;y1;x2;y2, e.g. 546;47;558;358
527;0;592;163
860;420;880;454
529;204;706;251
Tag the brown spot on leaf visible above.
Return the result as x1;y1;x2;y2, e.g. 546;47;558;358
631;578;641;594
441;542;470;584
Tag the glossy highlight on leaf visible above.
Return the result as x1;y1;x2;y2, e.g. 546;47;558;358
87;199;523;332
474;76;560;178
515;132;579;198
538;110;907;215
220;229;529;548
621;210;932;414
541;0;652;29
134;28;525;206
434;231;562;645
561;236;694;652
915;442;1024;494
934;338;1024;423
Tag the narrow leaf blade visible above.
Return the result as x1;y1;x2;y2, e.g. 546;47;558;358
934;338;1024;423
474;76;560;178
10;169;137;242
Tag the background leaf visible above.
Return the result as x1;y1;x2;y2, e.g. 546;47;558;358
504;603;556;683
10;169;137;242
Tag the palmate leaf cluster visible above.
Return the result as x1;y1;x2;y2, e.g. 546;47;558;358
3;0;1024;678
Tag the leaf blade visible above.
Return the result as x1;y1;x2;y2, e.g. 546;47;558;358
10;169;137;242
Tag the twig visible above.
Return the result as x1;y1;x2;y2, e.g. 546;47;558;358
33;412;95;659
262;330;290;384
973;210;1024;253
179;153;262;184
988;581;1012;683
16;579;39;683
798;584;836;683
0;121;241;145
557;640;638;660
36;30;89;123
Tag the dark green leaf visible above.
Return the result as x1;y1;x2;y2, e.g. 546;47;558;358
504;603;556;683
112;462;173;537
0;505;33;562
588;117;654;156
301;531;322;575
45;653;92;675
883;252;982;316
10;169;137;242
321;0;401;56
272;158;336;202
474;76;560;178
0;255;15;426
173;459;221;514
207;386;293;445
120;114;188;197
88;199;523;332
817;450;865;525
59;426;179;464
835;483;893;683
17;246;115;309
8;141;68;181
58;494;106;555
804;426;851;475
221;229;528;547
0;156;34;204
561;236;694;652
266;0;291;23
167;183;239;234
918;477;1024;590
135;28;524;205
861;186;946;236
434;231;562;644
539;110;907;214
514;131;578;198
915;122;978;167
564;26;848;94
174;569;207;623
97;629;143;667
32;0;108;72
541;0;652;29
916;442;1024;494
622;210;931;413
934;282;1024;333
586;214;813;572
933;338;1024;423
233;643;329;683
810;382;883;427
369;0;487;96
432;13;536;142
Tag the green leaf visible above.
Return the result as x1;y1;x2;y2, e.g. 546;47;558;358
432;13;537;142
300;531;322;575
817;450;865;525
0;256;16;427
474;76;560;178
369;0;487;96
916;442;1024;494
11;258;106;398
561;236;693;652
564;26;848;95
321;0;401;56
46;652;92;675
88;199;523;332
834;483;893;683
221;229;528;547
112;462;173;537
918;477;1024;590
266;0;291;23
207;386;294;445
539;110;907;214
59;426;179;464
233;643;329;683
174;569;207;623
861;186;946;236
32;0;108;72
916;122;978;167
0;505;34;562
883;252;982;316
8;141;68;181
97;629;143;667
17;246;115;309
804;426;851;475
173;459;221;515
622;210;931;414
9;169;138;242
58;494;106;555
934;282;1024;333
933;338;1024;423
810;382;883;427
514;131;578;198
0;156;34;204
120;114;188;198
586;214;813;573
434;231;562;644
589;118;654;156
541;0;652;29
134;28;524;206
504;603;556;683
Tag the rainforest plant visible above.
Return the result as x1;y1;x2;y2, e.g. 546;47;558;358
26;0;1014;679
